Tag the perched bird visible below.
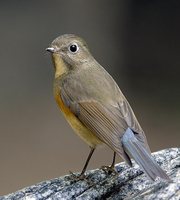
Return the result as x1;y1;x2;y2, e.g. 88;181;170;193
46;34;170;181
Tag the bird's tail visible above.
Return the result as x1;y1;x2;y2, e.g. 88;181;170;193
121;128;170;181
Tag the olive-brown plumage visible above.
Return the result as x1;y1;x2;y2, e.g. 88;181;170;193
46;34;170;181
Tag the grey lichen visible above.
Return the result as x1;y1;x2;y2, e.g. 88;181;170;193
0;148;179;200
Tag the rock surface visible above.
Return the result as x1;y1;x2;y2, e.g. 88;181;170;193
0;148;179;200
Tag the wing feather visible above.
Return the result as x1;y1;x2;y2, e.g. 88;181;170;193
57;67;150;161
60;86;132;163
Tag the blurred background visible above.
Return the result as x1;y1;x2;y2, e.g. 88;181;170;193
0;0;180;195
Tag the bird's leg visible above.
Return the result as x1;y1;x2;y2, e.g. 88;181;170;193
79;147;95;178
69;147;95;181
100;152;117;175
110;151;116;169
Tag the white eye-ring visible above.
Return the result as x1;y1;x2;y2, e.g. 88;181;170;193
68;43;79;53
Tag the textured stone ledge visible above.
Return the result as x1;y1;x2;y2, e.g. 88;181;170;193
0;148;179;200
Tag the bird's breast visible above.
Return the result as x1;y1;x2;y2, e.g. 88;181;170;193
53;85;103;147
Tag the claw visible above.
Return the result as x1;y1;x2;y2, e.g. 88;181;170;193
69;171;94;185
100;165;118;176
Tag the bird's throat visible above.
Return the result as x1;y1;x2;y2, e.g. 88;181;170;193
52;54;68;78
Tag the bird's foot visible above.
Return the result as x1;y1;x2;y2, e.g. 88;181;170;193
69;171;86;181
69;171;94;185
100;165;118;176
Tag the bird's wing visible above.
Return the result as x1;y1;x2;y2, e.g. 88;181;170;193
58;66;150;160
116;93;151;153
60;83;132;165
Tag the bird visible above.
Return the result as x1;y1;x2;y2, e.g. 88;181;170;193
46;34;170;181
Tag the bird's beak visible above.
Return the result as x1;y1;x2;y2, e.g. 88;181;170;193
46;47;56;53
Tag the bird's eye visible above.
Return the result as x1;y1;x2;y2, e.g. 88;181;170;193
68;43;79;53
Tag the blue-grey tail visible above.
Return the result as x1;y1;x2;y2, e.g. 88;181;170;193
121;128;170;181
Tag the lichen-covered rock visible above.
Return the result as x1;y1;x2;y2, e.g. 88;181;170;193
0;148;179;200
